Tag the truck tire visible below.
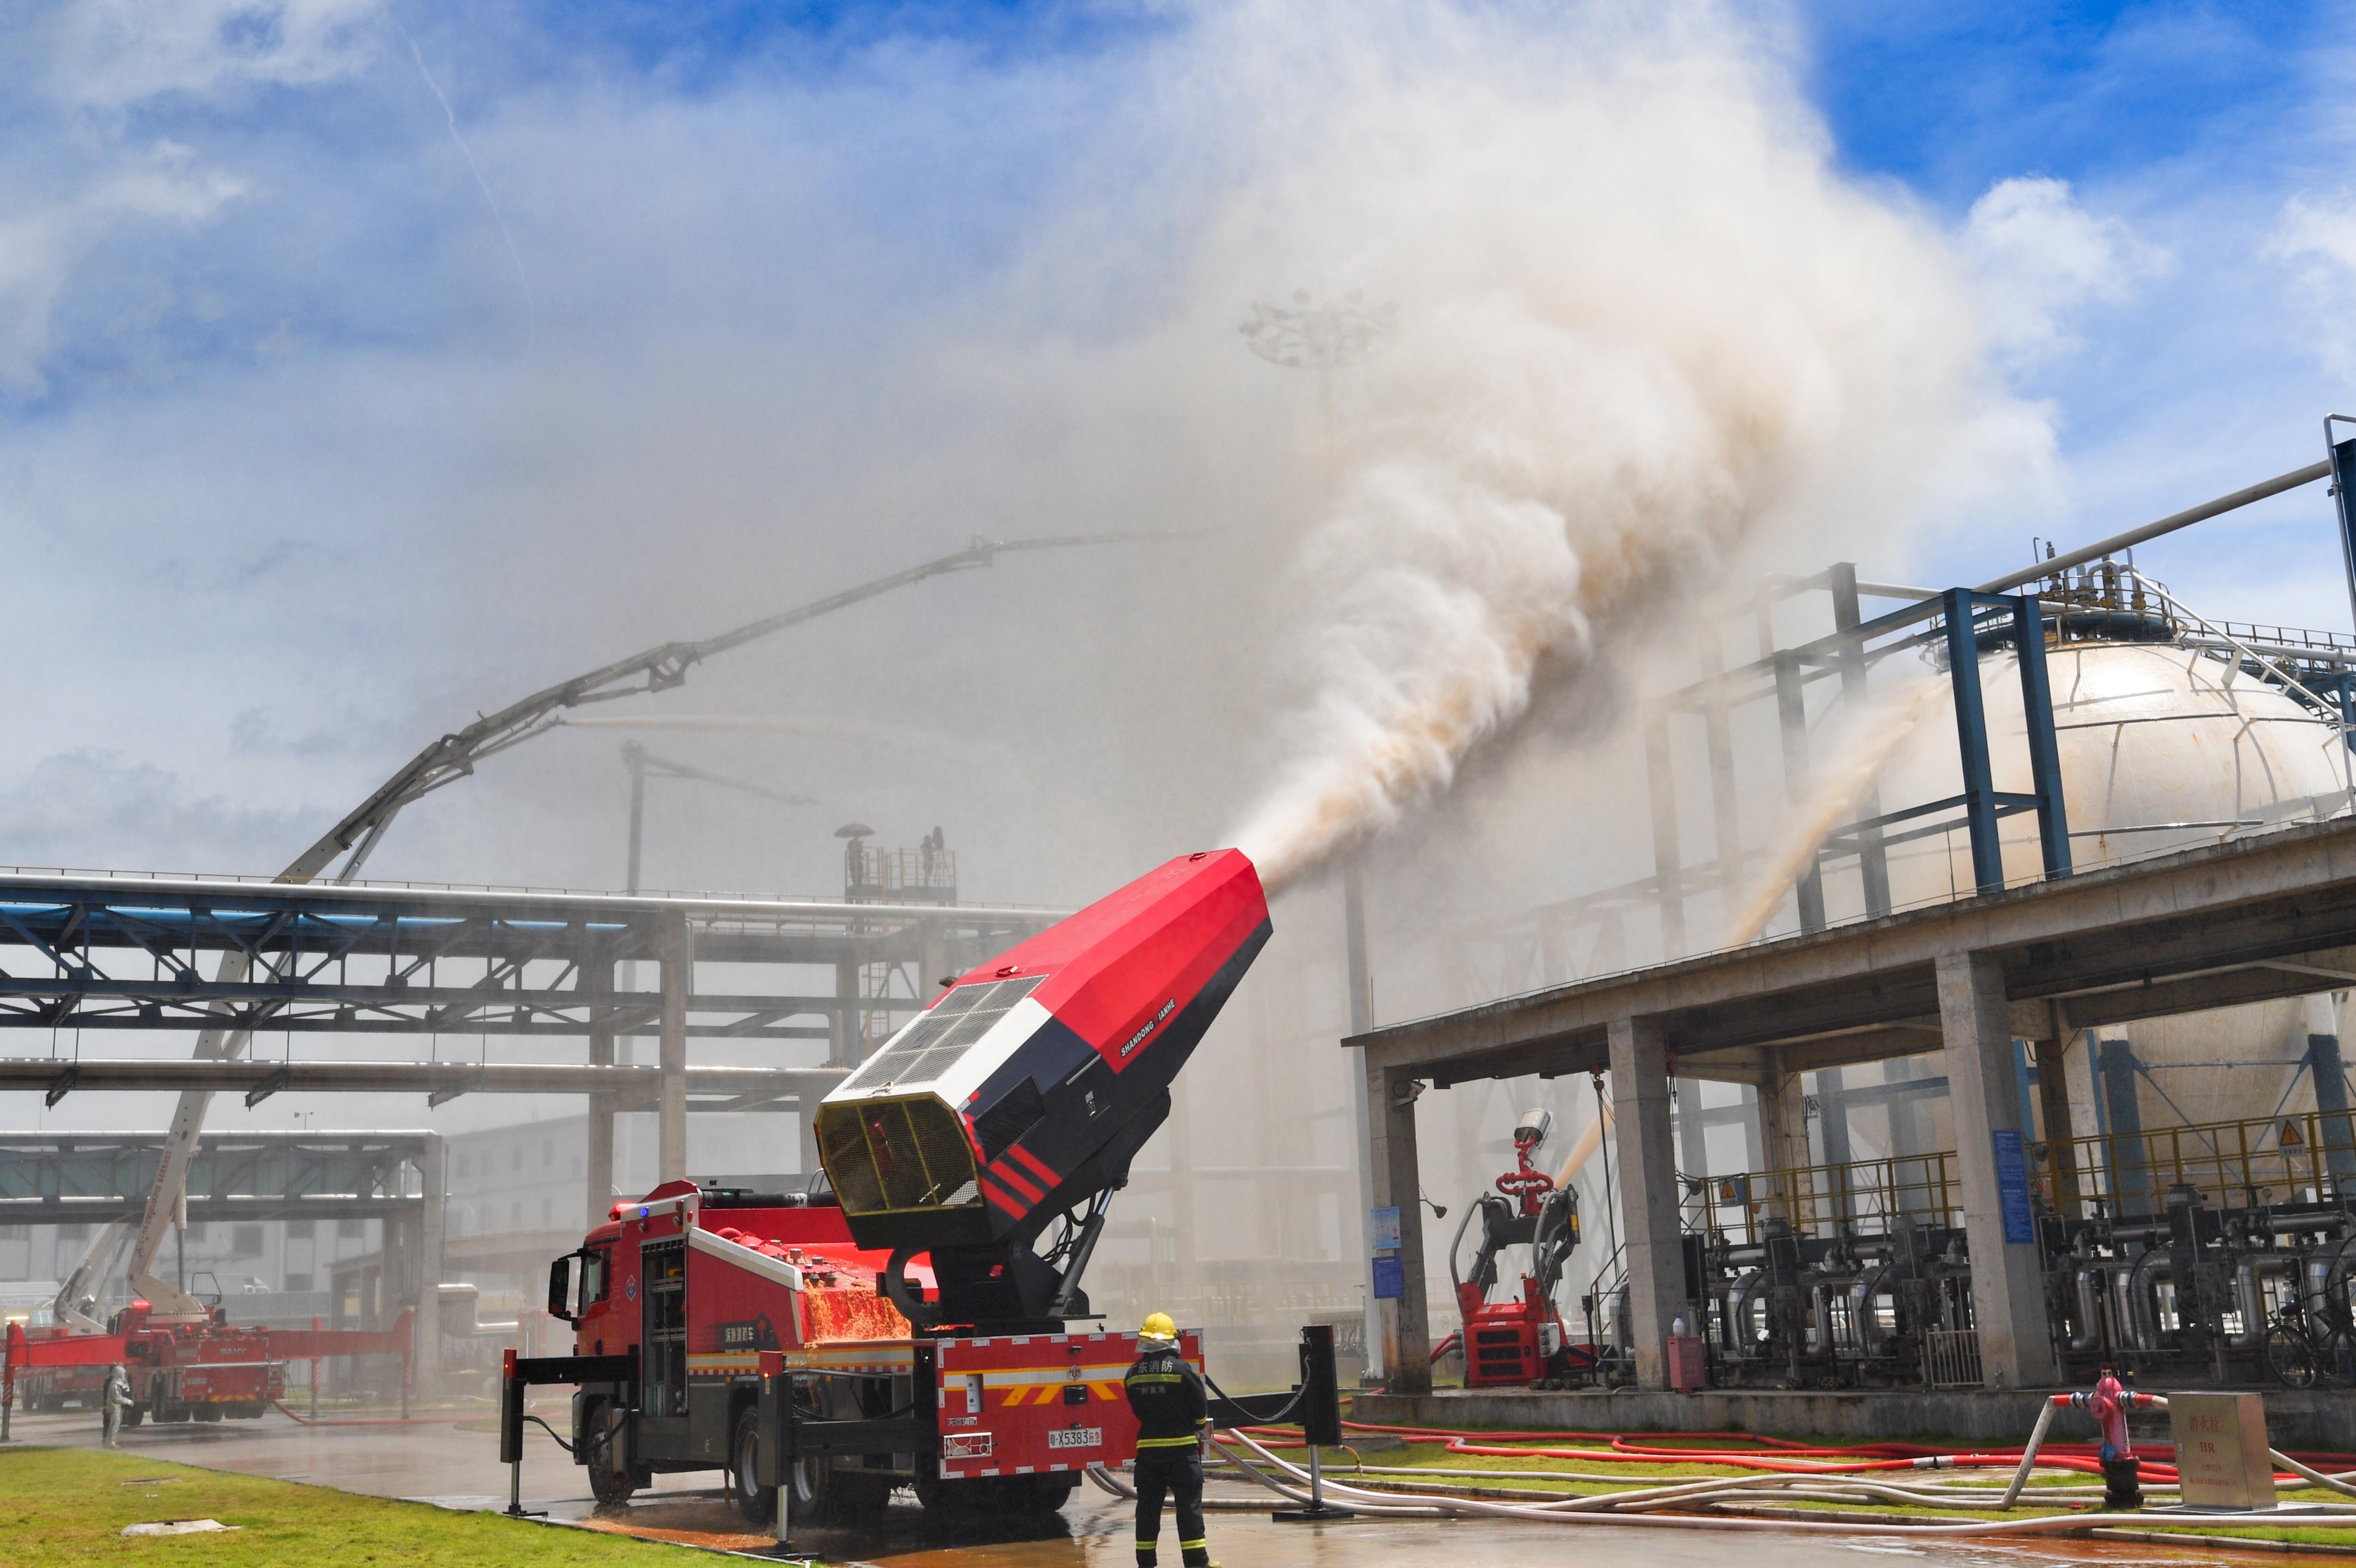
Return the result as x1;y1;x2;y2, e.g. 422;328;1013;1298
583;1401;644;1507
124;1405;145;1430
194;1405;223;1423
731;1409;777;1526
1022;1473;1079;1513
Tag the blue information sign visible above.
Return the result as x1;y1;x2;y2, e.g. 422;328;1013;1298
1369;1206;1402;1251
1991;1128;2035;1244
1371;1253;1405;1300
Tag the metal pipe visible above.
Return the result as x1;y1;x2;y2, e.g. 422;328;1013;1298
2233;1260;2265;1348
1975;461;2331;596
1850;1266;1889;1356
2125;1249;2169;1352
2071;1266;2105;1352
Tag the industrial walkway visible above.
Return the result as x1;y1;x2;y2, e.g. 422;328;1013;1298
1352;814;2356;1393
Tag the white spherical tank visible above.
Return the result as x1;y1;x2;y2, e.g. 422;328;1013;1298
1873;638;2352;1140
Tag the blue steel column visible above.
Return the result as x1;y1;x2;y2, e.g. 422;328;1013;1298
2310;1032;2356;1186
2011;593;2074;878
1944;589;2005;893
2328;431;2356;638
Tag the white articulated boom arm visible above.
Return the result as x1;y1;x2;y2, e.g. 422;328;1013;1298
121;532;1192;1317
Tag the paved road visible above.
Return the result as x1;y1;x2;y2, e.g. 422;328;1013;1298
3;1403;2198;1566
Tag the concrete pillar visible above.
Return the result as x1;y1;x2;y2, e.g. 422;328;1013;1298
1609;1016;1686;1389
1675;1078;1708;1179
1757;1058;1810;1224
584;939;617;1226
415;1135;445;1398
1366;1058;1429;1393
831;959;863;1068
658;914;690;1185
1935;949;2057;1388
1343;860;1380;1378
1818;1067;1854;1222
1168;1073;1199;1270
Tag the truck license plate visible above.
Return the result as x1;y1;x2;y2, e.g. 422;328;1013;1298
1047;1427;1103;1450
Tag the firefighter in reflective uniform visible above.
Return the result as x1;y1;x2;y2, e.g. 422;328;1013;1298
1124;1312;1217;1568
100;1363;131;1448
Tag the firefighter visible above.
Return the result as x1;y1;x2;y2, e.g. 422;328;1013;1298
100;1363;131;1449
1124;1312;1216;1568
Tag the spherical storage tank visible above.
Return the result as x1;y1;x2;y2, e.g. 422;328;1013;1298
1873;629;2353;1139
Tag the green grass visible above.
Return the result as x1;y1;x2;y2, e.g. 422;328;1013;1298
0;1446;689;1567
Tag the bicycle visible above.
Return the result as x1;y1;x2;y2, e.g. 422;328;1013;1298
2262;1293;2356;1390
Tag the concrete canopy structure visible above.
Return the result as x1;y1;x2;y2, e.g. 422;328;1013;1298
1350;814;2356;1393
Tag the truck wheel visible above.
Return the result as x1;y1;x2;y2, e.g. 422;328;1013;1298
583;1401;641;1507
124;1406;145;1430
194;1405;223;1423
731;1409;777;1526
1024;1473;1079;1513
833;1472;894;1524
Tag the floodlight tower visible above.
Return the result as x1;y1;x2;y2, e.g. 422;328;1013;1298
1242;288;1396;1377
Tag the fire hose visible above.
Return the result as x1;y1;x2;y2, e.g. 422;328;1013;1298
1089;1426;2356;1536
1083;1396;2356;1537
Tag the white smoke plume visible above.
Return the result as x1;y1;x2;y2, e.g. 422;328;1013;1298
1720;675;1952;949
1220;4;2043;892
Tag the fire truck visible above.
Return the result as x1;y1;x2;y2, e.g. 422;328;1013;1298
518;848;1278;1523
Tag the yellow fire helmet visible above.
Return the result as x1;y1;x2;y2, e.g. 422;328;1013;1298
1140;1311;1178;1343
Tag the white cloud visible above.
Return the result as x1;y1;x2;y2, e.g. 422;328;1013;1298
1963;175;2166;366
0;140;246;394
2268;192;2356;378
41;0;384;109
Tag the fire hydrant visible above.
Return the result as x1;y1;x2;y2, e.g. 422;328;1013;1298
2068;1365;2150;1510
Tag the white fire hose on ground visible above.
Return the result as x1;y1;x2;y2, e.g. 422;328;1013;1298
1084;1410;2356;1540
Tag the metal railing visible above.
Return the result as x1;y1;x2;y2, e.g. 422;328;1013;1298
2040;1107;2356;1220
1682;1153;1962;1245
1682;1107;2356;1246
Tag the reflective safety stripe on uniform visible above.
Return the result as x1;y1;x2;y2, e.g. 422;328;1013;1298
1135;1434;1199;1447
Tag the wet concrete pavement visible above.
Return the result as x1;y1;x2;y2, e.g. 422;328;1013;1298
0;1402;2269;1566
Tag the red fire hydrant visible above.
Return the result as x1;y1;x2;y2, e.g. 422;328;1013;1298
2068;1365;2150;1510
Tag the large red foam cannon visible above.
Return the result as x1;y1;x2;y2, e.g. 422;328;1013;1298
816;849;1270;1326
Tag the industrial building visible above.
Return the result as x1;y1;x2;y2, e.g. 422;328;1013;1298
1343;447;2356;1442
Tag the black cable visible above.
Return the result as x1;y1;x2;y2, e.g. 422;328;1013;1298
1201;1367;1309;1429
522;1413;579;1459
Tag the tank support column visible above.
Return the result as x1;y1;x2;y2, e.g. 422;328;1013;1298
657;913;690;1185
1938;949;2057;1387
1609;1015;1686;1390
2032;1020;2082;1211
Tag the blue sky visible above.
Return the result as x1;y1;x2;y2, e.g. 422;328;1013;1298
4;0;2356;903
